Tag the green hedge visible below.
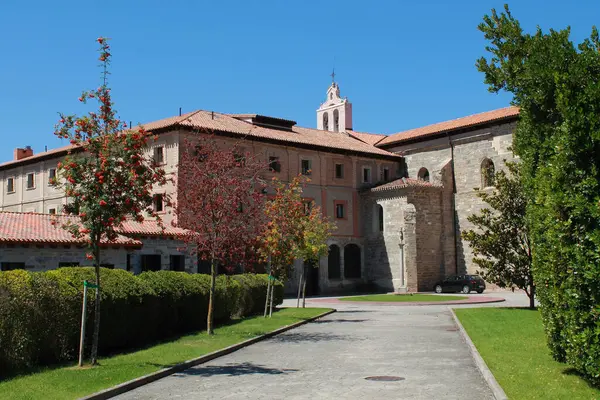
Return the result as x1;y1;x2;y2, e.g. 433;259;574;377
0;268;283;377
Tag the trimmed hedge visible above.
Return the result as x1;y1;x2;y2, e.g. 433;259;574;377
0;268;283;377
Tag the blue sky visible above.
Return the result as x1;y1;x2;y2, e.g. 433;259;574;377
0;0;598;162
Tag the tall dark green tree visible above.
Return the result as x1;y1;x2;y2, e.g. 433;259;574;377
477;5;600;385
463;163;534;309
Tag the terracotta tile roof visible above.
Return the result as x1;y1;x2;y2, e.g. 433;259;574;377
378;106;519;147
0;212;142;247
119;219;189;237
371;177;441;192
347;130;387;146
150;110;400;158
0;144;77;170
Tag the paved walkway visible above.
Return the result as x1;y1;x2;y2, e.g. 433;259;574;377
114;293;531;400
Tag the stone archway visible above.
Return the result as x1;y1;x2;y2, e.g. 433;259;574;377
328;244;341;279
344;244;361;278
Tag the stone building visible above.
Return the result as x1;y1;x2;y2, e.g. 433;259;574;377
0;80;519;294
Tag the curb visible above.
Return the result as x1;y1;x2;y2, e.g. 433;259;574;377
450;308;508;400
79;308;336;400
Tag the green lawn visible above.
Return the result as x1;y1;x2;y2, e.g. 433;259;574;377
339;294;467;302
455;308;600;400
0;307;330;400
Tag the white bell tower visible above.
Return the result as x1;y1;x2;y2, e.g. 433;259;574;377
316;72;353;132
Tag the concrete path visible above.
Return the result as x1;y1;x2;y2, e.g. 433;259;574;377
113;293;530;400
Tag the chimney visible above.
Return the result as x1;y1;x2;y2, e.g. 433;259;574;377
14;146;34;161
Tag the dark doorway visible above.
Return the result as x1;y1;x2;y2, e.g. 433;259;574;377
304;260;320;296
328;245;341;279
141;254;162;272
344;244;361;278
197;255;211;274
170;255;185;272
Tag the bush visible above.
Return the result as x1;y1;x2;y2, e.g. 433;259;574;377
0;268;282;377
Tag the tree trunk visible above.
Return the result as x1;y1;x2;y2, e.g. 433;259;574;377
296;267;303;308
528;284;536;309
207;257;217;335
269;279;275;317
264;276;271;318
90;243;101;365
302;265;307;309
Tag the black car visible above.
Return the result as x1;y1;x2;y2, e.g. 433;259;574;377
433;275;486;294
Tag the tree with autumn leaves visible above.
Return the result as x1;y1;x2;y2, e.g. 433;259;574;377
173;135;267;334
53;38;167;365
257;175;334;314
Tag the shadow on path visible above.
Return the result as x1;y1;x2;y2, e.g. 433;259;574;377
269;331;354;343
176;362;298;378
311;319;368;324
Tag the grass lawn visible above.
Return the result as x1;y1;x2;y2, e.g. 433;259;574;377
455;308;600;400
339;294;468;302
0;307;330;400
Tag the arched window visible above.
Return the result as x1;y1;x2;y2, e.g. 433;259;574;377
481;158;495;188
417;167;430;182
322;112;329;131
378;205;384;232
333;109;340;132
344;244;361;278
328;245;341;279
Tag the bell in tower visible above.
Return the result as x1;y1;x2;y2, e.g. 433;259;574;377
316;72;353;132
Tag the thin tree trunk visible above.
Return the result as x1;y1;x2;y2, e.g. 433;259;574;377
264;276;271;317
90;243;101;365
296;267;303;308
207;256;217;335
529;284;536;309
302;265;307;309
269;279;275;317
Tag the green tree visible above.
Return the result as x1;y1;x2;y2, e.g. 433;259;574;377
462;163;534;309
477;5;600;384
53;38;167;365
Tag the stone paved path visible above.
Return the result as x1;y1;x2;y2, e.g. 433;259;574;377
115;295;509;400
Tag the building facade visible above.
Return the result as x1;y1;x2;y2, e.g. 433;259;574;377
0;82;519;294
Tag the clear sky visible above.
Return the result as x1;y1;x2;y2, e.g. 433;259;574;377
0;0;598;162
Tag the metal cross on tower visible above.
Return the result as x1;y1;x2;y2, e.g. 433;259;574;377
331;68;336;83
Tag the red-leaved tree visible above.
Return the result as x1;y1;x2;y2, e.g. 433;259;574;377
53;38;167;365
173;134;267;334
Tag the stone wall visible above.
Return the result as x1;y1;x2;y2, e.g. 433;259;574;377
361;185;445;292
387;121;516;275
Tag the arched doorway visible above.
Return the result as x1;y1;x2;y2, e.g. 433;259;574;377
304;259;320;296
344;244;361;278
328;245;341;279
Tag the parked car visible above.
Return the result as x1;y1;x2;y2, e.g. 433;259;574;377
433;275;486;294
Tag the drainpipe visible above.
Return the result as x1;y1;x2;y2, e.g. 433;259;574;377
447;132;458;275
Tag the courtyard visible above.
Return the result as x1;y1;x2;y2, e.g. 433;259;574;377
113;293;530;400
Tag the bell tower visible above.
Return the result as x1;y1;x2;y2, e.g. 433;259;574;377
316;73;353;132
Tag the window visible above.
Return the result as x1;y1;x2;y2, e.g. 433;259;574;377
170;255;185;272
269;156;281;173
59;262;79;268
481;158;495;188
234;152;246;166
335;202;345;219
303;200;313;215
417;167;430;182
153;193;164;213
26;173;35;189
1;262;25;271
335;163;344;179
362;167;371;183
383;167;389;182
153;147;164;165
48;208;57;215
48;168;56;185
323;112;329;131
6;177;14;193
301;159;312;175
333;109;340;132
141;254;162;272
